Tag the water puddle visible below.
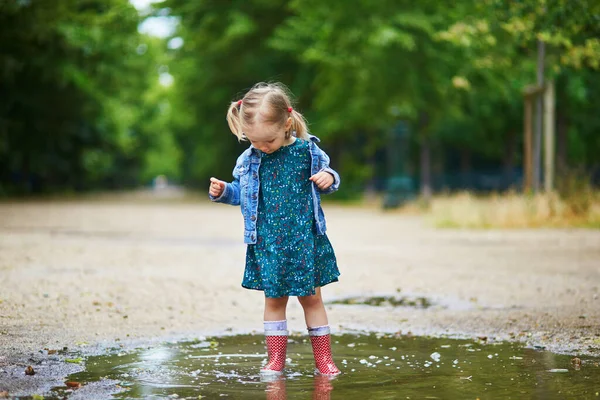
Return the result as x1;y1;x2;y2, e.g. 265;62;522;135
329;295;433;308
54;334;600;399
328;293;517;311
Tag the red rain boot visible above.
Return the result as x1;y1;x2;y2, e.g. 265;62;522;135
261;334;288;374
309;330;340;376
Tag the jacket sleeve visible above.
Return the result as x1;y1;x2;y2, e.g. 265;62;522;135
313;143;341;195
209;160;242;206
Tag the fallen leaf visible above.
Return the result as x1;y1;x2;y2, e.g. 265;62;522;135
65;381;81;388
25;366;35;375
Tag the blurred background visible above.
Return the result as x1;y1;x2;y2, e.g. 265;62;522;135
1;0;599;227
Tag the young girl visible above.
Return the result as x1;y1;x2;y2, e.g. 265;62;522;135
208;82;341;376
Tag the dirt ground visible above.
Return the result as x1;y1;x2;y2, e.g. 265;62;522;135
1;196;599;394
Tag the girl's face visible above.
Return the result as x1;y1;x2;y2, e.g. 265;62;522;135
245;117;293;154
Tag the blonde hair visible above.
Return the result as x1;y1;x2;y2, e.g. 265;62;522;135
226;82;309;141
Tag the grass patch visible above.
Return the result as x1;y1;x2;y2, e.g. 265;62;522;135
426;191;600;229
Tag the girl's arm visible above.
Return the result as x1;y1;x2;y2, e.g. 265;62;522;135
313;143;341;195
209;163;242;206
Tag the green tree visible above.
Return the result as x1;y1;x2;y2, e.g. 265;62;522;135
271;0;480;197
0;0;167;194
161;0;307;189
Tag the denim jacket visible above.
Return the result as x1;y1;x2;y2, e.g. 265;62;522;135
210;135;340;244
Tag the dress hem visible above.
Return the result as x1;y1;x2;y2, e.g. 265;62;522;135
241;277;339;298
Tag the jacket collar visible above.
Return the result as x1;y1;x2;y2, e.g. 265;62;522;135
248;134;320;154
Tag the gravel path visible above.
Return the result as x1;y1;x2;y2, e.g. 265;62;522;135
1;197;599;394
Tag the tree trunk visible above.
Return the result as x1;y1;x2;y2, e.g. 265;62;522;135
543;80;555;192
524;95;535;192
420;137;432;202
460;148;471;189
556;105;568;177
533;39;545;192
503;130;516;189
460;148;471;172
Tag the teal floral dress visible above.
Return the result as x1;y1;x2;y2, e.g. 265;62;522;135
242;138;340;298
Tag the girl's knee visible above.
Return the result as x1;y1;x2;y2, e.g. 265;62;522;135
298;293;323;309
265;296;288;310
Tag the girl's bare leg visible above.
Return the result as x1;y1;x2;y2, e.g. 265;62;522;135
297;287;328;327
264;296;289;321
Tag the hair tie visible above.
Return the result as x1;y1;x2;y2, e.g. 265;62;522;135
237;100;243;106
287;107;293;113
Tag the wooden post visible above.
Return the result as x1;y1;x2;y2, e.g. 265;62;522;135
524;96;533;192
544;80;555;192
533;40;545;192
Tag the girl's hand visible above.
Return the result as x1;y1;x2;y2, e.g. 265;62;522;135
209;177;226;197
309;171;334;190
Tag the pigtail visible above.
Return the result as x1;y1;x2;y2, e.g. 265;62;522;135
226;101;245;141
289;109;309;140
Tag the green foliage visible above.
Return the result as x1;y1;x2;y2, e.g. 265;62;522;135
0;0;175;193
1;0;599;196
272;0;451;133
162;0;304;186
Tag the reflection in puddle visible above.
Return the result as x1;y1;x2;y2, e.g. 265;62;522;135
60;334;600;399
263;375;333;400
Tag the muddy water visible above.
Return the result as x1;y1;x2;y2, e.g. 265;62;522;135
54;333;600;399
